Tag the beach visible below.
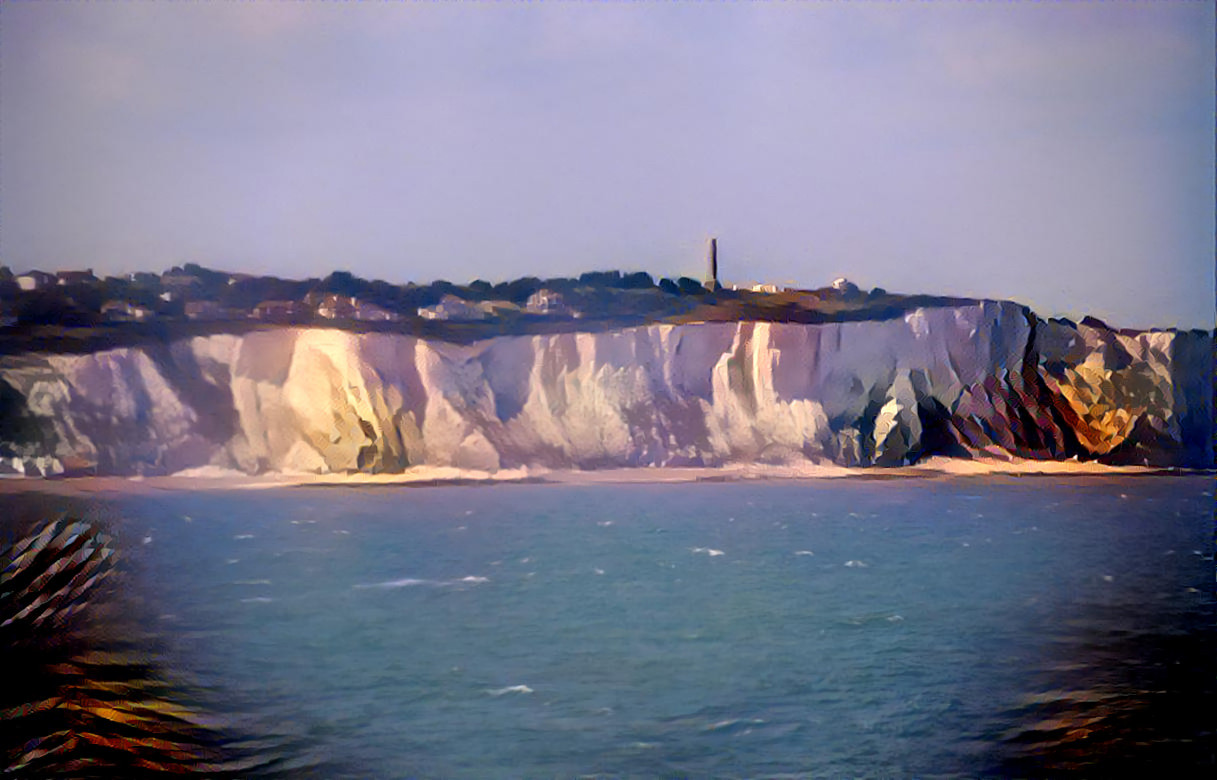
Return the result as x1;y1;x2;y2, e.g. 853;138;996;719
0;456;1187;498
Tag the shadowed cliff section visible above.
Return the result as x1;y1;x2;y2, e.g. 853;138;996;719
0;304;1211;476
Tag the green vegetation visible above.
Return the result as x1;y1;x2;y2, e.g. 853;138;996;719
0;263;982;354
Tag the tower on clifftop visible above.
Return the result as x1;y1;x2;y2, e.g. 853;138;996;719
705;237;719;291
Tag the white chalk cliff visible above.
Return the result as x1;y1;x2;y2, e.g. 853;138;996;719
0;302;1211;476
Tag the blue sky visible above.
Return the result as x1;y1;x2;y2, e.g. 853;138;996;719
2;2;1212;328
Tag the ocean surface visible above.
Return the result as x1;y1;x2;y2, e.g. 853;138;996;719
9;476;1215;777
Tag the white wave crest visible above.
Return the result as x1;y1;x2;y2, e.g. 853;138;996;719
355;575;490;589
704;717;766;732
487;685;533;696
356;578;432;589
691;547;725;557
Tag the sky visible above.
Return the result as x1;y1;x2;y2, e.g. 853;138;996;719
1;2;1212;329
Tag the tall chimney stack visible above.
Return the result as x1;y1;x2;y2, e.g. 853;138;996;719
706;237;719;290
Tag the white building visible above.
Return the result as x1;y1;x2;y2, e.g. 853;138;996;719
355;302;401;322
16;271;55;291
524;289;577;317
417;294;488;321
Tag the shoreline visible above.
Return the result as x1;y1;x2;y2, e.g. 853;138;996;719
0;457;1206;497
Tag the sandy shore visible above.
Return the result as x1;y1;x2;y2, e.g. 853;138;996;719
0;457;1197;497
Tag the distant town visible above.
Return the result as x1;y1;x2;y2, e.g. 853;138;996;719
0;242;986;350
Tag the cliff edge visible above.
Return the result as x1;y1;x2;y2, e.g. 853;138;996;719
1;302;1211;476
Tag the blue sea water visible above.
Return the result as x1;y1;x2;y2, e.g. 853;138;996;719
46;477;1217;776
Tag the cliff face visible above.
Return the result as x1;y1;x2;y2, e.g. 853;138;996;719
0;302;1211;476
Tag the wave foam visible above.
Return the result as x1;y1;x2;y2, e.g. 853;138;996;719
355;575;490;589
355;578;431;589
704;717;766;732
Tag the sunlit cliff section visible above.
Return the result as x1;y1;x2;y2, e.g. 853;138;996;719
0;304;1211;476
1034;319;1213;466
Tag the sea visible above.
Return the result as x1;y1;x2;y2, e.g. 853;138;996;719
5;475;1215;777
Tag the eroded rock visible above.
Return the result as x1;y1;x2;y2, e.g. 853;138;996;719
0;306;1210;475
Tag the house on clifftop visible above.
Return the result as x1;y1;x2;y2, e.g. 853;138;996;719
418;295;488;321
15;271;55;292
253;300;308;322
525;289;579;318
